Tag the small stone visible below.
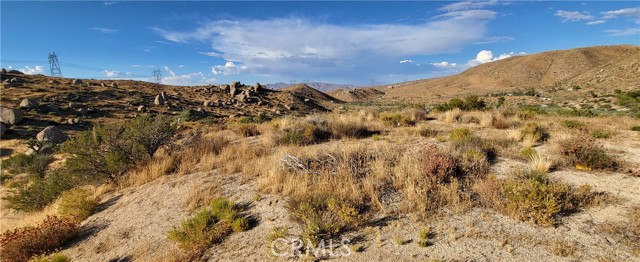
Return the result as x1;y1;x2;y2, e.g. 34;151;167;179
72;79;83;85
137;105;145;112
19;98;39;109
36;126;67;143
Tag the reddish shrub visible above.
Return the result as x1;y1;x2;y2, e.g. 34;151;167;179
0;216;79;262
421;145;459;183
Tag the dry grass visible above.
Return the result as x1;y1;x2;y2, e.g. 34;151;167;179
124;150;176;187
439;108;462;123
528;151;554;174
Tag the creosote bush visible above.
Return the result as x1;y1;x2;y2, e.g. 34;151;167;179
435;95;487;112
273;122;331;146
168;198;250;251
0;216;78;262
519;122;549;144
63;115;176;182
561;120;584;129
5;170;75;212
559;137;618;171
27;252;70;262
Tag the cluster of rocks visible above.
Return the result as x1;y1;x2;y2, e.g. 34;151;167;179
212;82;266;106
154;91;170;106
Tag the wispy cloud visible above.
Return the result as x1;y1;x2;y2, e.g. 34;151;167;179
602;7;640;24
22;65;44;75
586;20;606;25
211;61;247;76
606;28;640;36
399;60;414;64
162;66;216;86
439;0;500;12
102;70;119;77
154;7;498;79
103;1;118;6
90;27;118;34
555;10;594;22
473;36;514;44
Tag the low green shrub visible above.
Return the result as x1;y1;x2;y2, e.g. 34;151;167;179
559;137;618;171
168;198;250;251
449;128;473;146
286;194;365;245
380;113;415;126
435;95;486;112
4;170;75;212
1;153;53;178
27;252;69;262
520;122;549;143
273;123;331;146
591;130;611;139
561;120;584;129
328;121;377;139
57;188;99;222
0;216;78;262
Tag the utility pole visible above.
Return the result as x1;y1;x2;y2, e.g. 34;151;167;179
152;69;162;84
48;52;62;77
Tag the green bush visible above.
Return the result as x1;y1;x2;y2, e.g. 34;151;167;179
556;108;599;117
286;194;364;245
591;130;611;139
4;170;75;212
62;115;176;182
435;95;486;112
559;137;618;171
0;216;78;262
449;128;473;146
329;121;377;139
168;198;250;251
57;188;99;222
561;120;584;129
2;153;53;178
380;113;415;126
616;90;640;116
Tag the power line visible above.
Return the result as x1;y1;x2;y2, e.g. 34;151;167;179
48;52;63;77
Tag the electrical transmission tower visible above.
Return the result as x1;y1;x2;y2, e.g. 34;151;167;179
152;69;162;83
48;52;62;77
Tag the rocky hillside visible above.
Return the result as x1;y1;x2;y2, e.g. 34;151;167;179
0;71;337;139
265;82;359;92
281;83;344;108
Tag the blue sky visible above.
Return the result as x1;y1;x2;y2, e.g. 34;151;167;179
1;1;639;86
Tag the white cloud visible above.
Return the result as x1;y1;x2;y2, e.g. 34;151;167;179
102;70;119;77
473;36;514;44
22;65;44;75
467;50;525;67
606;28;640;36
602;7;640;23
90;27;118;33
586;20;606;25
399;60;414;64
103;2;118;6
154;8;497;79
555;10;594;22
431;61;458;69
440;0;499;11
211;61;247;76
162;66;215;86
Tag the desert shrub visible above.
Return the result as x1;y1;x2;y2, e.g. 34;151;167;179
420;145;459;183
591;130;611;139
286;193;365;245
403;108;429;122
0;216;78;262
519;122;549;143
520;147;537;159
615;90;640;116
2;153;54;178
631;125;640;132
28;252;69;262
4;170;75;212
475;171;600;226
449;128;473;146
273;123;331;146
418;127;439;138
168;198;249;251
559;137;618;171
556;108;598;117
561;120;584;129
380;113;415;126
230;123;260;137
57;188;99;222
62;115;176;182
328;120;377;139
435;95;486;112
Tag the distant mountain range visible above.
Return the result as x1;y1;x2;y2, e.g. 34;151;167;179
265;82;360;92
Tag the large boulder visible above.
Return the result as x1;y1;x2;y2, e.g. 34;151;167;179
72;79;83;85
49;79;61;85
0;107;23;125
36;126;67;143
110;82;119;88
252;82;263;92
19;98;39;109
229;81;241;97
154;95;165;106
8;70;23;74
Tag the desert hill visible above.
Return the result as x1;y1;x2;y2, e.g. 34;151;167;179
281;83;344;107
374;45;640;103
266;82;359;92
